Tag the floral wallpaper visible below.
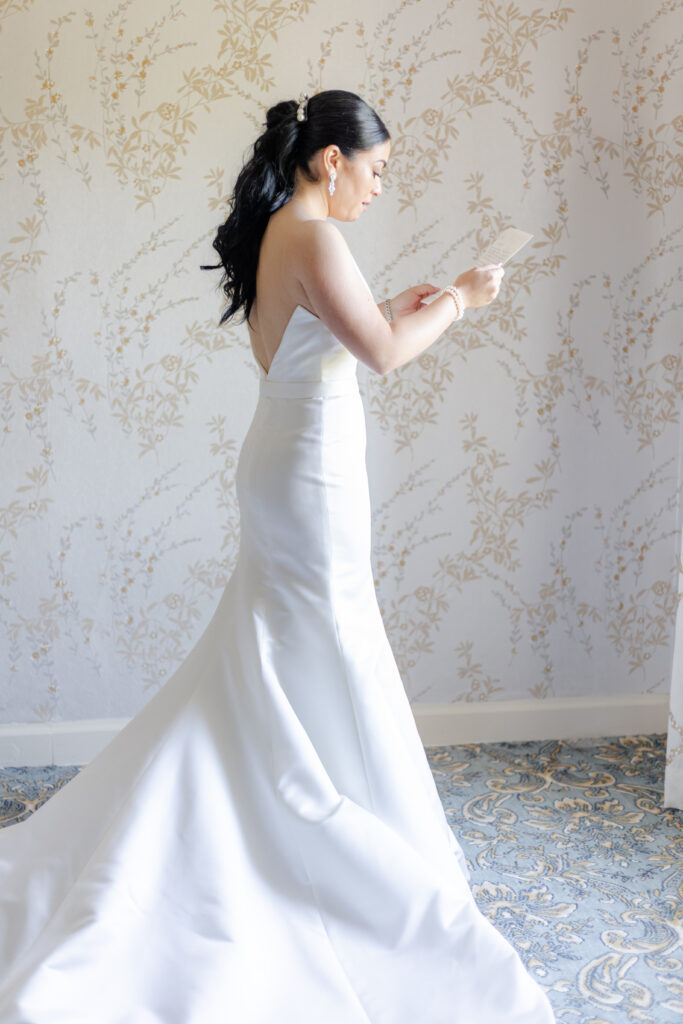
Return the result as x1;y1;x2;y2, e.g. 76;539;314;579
0;0;681;804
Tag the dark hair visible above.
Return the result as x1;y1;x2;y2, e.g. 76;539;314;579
200;90;390;326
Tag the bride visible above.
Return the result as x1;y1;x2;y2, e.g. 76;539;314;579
0;89;555;1022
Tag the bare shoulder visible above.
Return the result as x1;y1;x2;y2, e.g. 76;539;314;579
292;218;351;268
291;219;361;296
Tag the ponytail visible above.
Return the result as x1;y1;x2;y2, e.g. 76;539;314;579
201;90;389;326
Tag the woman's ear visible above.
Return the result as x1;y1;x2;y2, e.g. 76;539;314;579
321;144;342;177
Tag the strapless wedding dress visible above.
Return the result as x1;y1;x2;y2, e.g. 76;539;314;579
0;295;555;1022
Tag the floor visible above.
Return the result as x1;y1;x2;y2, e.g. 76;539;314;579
1;732;681;1023
426;734;681;1023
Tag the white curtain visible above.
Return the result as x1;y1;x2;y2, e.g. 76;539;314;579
664;437;683;809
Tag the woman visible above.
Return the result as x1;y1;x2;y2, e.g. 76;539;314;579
0;90;554;1022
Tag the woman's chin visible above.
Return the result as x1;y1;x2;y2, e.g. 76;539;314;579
333;208;363;223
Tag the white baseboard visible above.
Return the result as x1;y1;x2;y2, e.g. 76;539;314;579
412;694;669;747
0;694;670;767
0;718;129;767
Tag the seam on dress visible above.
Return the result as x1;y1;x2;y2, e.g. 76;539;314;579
291;823;376;1024
319;391;377;815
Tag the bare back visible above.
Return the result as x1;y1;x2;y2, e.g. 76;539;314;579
248;206;321;375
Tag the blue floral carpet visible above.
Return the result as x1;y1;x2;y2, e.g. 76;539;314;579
1;734;681;1022
427;734;682;1023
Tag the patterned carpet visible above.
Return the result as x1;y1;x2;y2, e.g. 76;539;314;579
1;734;681;1023
427;734;682;1024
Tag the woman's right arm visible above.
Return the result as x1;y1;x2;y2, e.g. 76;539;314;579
296;220;504;376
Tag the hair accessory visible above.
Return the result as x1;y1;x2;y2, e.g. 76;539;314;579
440;284;464;320
383;298;393;322
296;92;309;122
328;169;337;196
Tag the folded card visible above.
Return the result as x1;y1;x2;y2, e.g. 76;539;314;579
479;228;534;266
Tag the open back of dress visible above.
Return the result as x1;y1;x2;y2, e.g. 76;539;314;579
0;294;555;1022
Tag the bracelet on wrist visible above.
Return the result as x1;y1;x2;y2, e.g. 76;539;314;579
440;285;465;321
383;298;393;322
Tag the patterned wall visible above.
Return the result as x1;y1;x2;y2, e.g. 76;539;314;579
0;0;681;798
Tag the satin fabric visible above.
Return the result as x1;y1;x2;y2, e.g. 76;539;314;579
0;290;556;1022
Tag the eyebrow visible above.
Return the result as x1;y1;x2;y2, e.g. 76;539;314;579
375;159;387;167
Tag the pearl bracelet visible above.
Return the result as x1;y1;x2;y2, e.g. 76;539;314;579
384;298;393;322
440;285;464;321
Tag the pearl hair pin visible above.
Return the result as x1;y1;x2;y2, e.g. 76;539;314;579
296;92;309;122
384;298;393;322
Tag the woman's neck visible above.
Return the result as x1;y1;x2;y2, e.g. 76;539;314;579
288;177;330;221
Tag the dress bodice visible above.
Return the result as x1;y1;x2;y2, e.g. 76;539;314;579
254;306;359;384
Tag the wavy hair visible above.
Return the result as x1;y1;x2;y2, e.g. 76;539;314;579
200;90;390;325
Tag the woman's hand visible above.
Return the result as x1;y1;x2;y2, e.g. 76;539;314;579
453;264;505;310
386;268;504;320
386;283;440;319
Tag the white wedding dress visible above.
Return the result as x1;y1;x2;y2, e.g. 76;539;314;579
0;278;556;1022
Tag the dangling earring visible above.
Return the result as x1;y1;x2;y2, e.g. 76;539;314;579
328;169;336;197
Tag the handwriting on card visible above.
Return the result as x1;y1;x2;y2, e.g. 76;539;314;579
479;228;534;266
